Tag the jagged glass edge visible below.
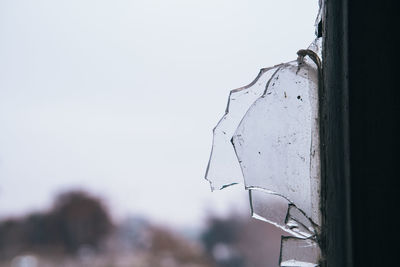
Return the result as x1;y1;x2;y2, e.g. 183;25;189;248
279;236;321;267
249;189;315;239
205;64;283;191
231;58;321;226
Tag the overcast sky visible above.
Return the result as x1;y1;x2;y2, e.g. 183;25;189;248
0;0;318;228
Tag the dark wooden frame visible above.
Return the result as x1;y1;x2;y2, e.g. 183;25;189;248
322;0;399;266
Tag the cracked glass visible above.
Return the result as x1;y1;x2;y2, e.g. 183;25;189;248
205;2;324;266
249;190;316;239
232;59;320;224
205;43;322;266
205;66;281;190
279;237;321;267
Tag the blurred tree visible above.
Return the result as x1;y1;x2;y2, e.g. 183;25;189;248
201;215;284;267
201;216;244;267
0;219;25;259
0;190;113;259
146;225;215;267
201;217;241;252
50;190;113;253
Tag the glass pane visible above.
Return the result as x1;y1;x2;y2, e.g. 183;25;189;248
249;190;315;238
279;237;321;267
206;37;323;266
232;58;320;224
205;66;281;190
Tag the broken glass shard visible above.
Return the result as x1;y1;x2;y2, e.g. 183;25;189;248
315;0;324;37
205;35;323;265
232;57;320;224
286;204;318;236
205;66;281;190
250;190;315;238
307;38;322;61
249;189;288;230
279;237;321;267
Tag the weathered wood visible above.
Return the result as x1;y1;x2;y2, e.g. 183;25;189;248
323;0;399;266
321;1;352;266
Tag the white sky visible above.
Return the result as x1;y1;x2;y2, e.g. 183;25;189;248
0;0;318;228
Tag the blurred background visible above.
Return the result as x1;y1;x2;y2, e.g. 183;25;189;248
0;0;318;266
